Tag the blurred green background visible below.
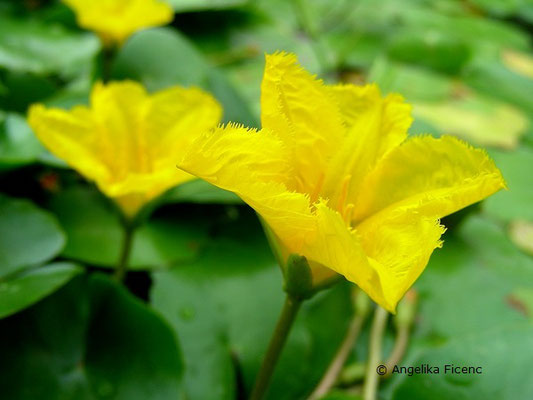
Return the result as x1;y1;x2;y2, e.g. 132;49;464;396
1;0;533;399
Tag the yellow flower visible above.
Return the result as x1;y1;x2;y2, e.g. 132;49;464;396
63;0;173;46
28;81;222;217
177;53;505;312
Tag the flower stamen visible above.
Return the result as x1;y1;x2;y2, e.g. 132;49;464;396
343;203;355;225
310;172;325;203
337;174;352;213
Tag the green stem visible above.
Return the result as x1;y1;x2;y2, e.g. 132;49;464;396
363;306;388;400
249;295;302;400
309;312;365;399
100;46;115;83
113;222;135;282
384;325;409;378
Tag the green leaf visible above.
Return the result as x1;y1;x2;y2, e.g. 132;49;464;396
113;28;207;90
206;68;259;127
398;8;529;51
484;147;533;222
151;223;276;400
113;27;257;125
85;275;185;400
380;214;533;399
464;60;533;114
468;0;531;17
413;93;529;149
0;194;65;278
169;0;248;12
0;71;57;112
0;274;184;399
0;112;44;168
329;32;384;70
151;211;353;400
386;324;533;400
223;60;264;119
151;251;237;400
0;262;82;319
508;287;533;319
47;186;209;269
369;59;454;102
387;29;471;75
458;216;533;286
0;16;99;76
46;187;120;268
518;4;533;23
412;215;532;340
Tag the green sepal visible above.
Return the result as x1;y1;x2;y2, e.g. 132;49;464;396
283;254;314;301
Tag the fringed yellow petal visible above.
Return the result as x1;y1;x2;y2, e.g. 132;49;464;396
63;0;173;46
321;84;413;206
356;209;445;312
177;124;315;243
261;53;345;196
179;124;291;187
353;135;507;222
302;202;387;305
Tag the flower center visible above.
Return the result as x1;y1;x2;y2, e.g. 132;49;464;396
306;172;355;226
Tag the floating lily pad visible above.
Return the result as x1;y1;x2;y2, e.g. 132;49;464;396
0;262;82;319
0;194;65;278
0;112;44;168
0;16;99;76
386;324;533;400
484;147;533;222
47;186;210;269
0;274;185;399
